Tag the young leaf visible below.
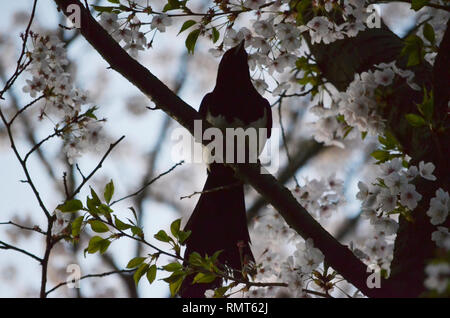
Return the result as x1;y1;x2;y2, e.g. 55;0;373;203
405;113;426;127
114;216;132;231
212;27;219;43
423;23;435;44
133;263;149;285
93;6;116;13
89;220;109;233
178;20;196;35
371;150;389;163
131;226;144;237
104;180;115;204
57;199;83;213
163;262;182;272
86;236;103;254
411;0;429;11
90;187;101;205
178;230;191;245
71;216;84;238
126;256;146;269
185;29;200;54
193;272;217;284
147;264;157;284
154;230;171;242
168;274;185;297
170;218;181;237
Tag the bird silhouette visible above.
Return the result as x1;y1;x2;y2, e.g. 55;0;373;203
180;40;272;298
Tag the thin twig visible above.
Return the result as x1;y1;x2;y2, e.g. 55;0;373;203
180;181;241;200
8;95;45;125
0;240;43;263
109;160;184;206
0;221;45;235
68;135;125;200
45;268;135;296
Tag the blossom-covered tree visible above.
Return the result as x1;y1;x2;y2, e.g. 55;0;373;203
0;0;448;298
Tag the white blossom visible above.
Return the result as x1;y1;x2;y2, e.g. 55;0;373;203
399;183;422;210
419;161;437;181
424;263;450;294
150;14;172;32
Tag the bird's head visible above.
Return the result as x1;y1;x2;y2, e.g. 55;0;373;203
215;40;251;89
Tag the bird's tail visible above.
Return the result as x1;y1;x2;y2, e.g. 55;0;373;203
180;165;254;298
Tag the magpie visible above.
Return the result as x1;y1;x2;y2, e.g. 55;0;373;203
180;40;272;298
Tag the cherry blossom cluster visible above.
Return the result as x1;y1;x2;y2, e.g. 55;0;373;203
293;174;345;220
424;262;450;294
423;188;449;294
354;159;439;268
22;33;105;164
243;210;326;297
98;12;159;57
417;6;450;65
311;61;420;147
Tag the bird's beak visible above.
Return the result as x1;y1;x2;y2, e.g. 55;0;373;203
233;40;245;56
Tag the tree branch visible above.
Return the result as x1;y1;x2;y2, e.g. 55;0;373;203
0;240;43;263
45;268;135;296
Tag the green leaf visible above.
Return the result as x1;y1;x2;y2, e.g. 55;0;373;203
90;187;101;205
71;216;84;238
185;29;200;54
131;226;143;237
211;250;223;264
163;262;182;272
169;280;183;297
178;230;191;245
89;220;109;233
134;263;149;285
154;230;171;242
128;207;138;223
146;264;157;284
361;131;368;140
212;27;219;43
371;150;390;163
401;35;424;67
104;180;114;204
86;197;99;215
85;236;110;255
188;252;203;267
378;131;399;150
57;199;83;213
114;216;132;231
411;0;429;11
163;272;185;284
163;0;181;12
423;23;435;44
99;239;111;254
178;20;196;35
107;0;120;3
193;272;217;284
405;113;426;127
417;88;434;122
170;218;181;237
84;106;98;120
98;204;113;221
93;6;116;13
126;256;146;269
